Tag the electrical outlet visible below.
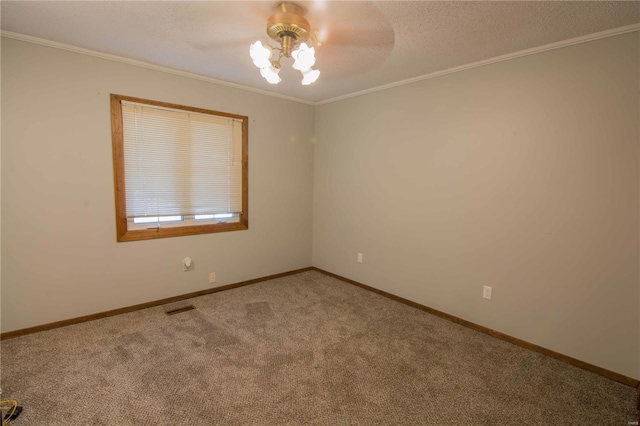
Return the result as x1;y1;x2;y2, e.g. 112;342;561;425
209;272;216;284
483;286;492;299
357;253;363;263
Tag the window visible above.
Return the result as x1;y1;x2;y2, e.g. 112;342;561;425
111;94;248;241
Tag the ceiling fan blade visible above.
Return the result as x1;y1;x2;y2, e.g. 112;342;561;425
189;38;259;53
180;2;274;52
320;27;394;49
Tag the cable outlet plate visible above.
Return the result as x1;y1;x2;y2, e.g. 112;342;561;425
483;286;492;299
209;272;216;284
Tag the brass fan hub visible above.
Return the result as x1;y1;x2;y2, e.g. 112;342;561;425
266;2;310;56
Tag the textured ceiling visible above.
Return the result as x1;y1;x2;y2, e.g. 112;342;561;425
2;1;639;104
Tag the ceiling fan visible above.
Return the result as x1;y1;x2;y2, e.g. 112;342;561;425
187;1;395;82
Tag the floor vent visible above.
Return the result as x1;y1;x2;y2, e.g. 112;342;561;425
165;305;196;316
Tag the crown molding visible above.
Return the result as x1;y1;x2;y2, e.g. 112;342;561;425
316;23;640;106
0;31;316;106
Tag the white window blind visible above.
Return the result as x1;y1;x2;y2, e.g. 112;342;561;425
121;101;243;219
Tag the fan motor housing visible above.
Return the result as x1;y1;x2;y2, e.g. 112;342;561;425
267;2;310;52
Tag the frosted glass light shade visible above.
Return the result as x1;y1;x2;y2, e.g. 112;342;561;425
249;41;272;69
260;65;282;84
292;43;316;72
250;39;319;85
301;68;320;85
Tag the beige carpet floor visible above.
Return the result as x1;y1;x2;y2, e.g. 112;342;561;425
1;270;638;425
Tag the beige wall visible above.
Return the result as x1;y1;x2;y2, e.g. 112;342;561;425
0;36;3;333
1;38;315;332
2;32;639;381
313;33;639;380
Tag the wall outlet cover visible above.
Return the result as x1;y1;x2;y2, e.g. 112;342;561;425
483;286;493;299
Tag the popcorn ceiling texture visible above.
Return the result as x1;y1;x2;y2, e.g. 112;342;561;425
1;1;638;103
1;271;637;425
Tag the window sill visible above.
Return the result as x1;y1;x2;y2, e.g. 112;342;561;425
116;220;248;242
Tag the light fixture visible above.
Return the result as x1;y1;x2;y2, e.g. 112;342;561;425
250;2;320;86
301;68;320;85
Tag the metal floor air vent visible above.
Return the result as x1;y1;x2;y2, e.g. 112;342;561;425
165;304;196;316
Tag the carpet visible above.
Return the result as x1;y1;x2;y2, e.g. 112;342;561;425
1;270;637;425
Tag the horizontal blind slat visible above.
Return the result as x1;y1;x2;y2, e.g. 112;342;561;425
122;103;243;218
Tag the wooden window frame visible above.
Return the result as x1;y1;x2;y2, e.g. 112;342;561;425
110;94;248;242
